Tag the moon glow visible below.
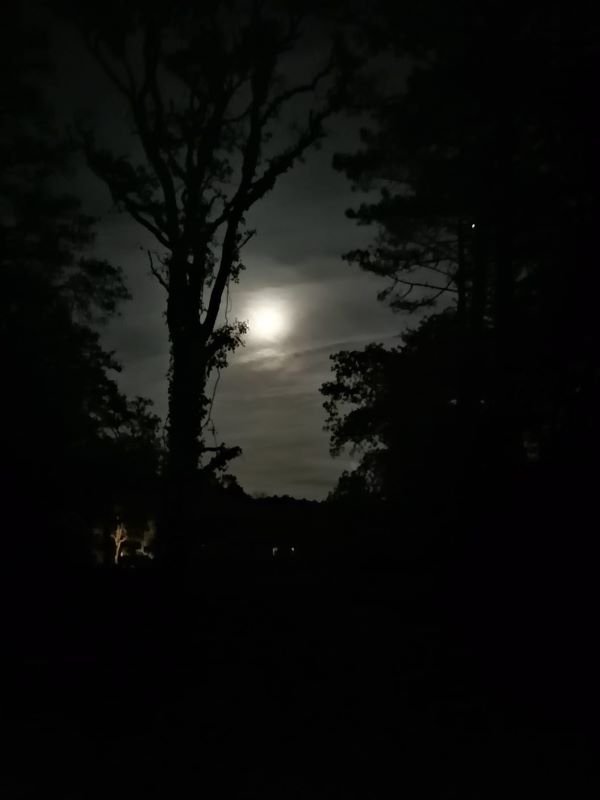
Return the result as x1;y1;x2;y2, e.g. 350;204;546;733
250;304;288;341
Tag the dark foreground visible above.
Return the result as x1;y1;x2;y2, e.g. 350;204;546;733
3;541;599;799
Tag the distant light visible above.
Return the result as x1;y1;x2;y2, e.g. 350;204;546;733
471;223;476;229
291;546;295;553
272;546;278;557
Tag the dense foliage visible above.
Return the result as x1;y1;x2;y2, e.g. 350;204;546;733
324;0;600;516
0;8;161;566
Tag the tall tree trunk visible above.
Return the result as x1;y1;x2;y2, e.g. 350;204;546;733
464;215;488;512
167;331;206;483
491;108;519;481
453;215;487;513
160;256;209;565
454;218;471;500
493;204;517;472
455;219;467;336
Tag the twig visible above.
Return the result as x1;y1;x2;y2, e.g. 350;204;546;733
147;249;168;291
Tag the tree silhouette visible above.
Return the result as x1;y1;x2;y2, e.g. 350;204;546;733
0;8;161;567
330;0;600;511
322;311;472;510
59;1;354;552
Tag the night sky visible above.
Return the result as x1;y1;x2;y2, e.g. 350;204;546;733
51;21;405;499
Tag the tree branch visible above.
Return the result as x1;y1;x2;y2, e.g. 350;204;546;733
238;229;256;250
131;24;179;241
202;214;242;336
393;277;458;293
122;197;171;247
84;33;133;96
261;53;335;125
421;261;455;278
147;249;168;291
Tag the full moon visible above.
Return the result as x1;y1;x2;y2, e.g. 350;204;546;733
250;304;288;341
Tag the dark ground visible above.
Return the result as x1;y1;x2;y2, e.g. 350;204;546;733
3;528;599;799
